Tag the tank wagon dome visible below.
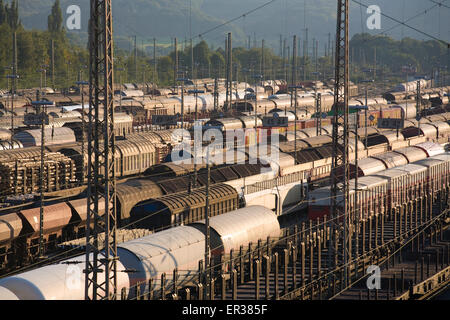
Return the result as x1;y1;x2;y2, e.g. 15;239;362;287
0;253;129;300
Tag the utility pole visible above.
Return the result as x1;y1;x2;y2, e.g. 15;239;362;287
312;37;315;73
225;37;229;111
7;74;18;144
316;93;322;136
134;35;138;82
283;38;287;83
315;39;319;78
417;80;421;137
330;0;350;288
292;35;298;164
213;77;218;112
66;61;71;94
204;145;211;299
190;86;204;190
174;37;178;93
328;32;331;57
225;33;232;113
260;39;265;81
279;34;283;57
373;47;377;81
85;0;118;300
32;93;53;261
191;38;194;80
181;79;185;128
287;46;290;85
76;75;89;186
51;39;55;90
229;33;233;113
153;38;157;98
303;29;308;81
11;32;17;141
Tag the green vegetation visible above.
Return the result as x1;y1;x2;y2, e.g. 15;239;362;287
0;0;448;90
350;33;449;84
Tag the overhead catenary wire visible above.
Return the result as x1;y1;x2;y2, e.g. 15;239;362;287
195;0;278;40
366;0;450;41
351;0;450;47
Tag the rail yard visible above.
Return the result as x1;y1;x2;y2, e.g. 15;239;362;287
0;0;449;307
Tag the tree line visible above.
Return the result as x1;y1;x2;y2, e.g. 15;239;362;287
0;0;447;91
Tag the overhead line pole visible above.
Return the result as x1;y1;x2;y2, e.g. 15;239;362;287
51;39;55;90
292;36;298;164
85;0;118;300
330;0;350;287
174;37;178;93
228;33;233;113
153;38;157;98
11;32;17;141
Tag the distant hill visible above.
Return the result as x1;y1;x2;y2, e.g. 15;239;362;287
13;0;450;52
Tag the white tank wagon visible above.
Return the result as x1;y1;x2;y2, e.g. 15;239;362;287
0;206;280;300
115;205;280;297
0;286;18;300
0;253;130;300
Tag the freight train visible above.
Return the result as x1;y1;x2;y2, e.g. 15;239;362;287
0;125;446;271
0;206;281;300
0;106;449;199
0;129;183;197
308;152;450;221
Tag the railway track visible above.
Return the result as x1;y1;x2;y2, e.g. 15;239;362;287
124;188;450;300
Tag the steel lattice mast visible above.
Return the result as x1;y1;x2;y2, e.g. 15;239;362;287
330;0;350;286
85;0;118;300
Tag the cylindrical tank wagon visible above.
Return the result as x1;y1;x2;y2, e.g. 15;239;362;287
0;206;281;300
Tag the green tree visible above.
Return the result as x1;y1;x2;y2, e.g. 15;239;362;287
0;0;6;25
48;0;63;34
193;40;210;67
7;0;19;30
210;51;224;77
